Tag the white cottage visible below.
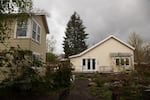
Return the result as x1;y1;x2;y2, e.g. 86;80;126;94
69;35;135;73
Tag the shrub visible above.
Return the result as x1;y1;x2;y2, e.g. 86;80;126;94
52;61;73;89
0;47;73;97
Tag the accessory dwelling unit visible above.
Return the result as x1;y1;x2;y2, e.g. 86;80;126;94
69;35;135;73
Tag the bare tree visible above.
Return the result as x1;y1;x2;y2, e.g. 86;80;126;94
128;32;143;65
143;43;150;64
46;35;56;53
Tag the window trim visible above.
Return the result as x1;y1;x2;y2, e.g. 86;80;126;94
82;59;86;66
82;58;96;71
15;19;29;38
31;19;41;44
32;52;41;59
115;57;130;66
92;59;96;70
116;58;120;66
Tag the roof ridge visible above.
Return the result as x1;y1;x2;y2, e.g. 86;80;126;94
69;35;135;58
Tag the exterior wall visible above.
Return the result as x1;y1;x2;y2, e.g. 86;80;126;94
70;38;134;73
30;16;47;62
0;20;31;50
0;15;47;62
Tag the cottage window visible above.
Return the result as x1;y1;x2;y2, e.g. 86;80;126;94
32;21;36;40
83;59;86;66
116;58;120;66
121;58;124;65
37;26;41;42
16;21;27;37
32;20;41;43
126;58;129;65
115;57;130;66
92;59;96;70
82;58;96;71
87;59;91;70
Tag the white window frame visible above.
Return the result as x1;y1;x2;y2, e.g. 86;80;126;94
15;19;30;38
82;58;96;71
31;19;41;44
114;57;130;67
32;52;41;59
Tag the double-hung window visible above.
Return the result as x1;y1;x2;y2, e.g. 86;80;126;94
37;26;41;42
16;20;27;37
32;20;41;43
32;21;36;40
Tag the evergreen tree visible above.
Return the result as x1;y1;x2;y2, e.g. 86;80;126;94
63;12;88;57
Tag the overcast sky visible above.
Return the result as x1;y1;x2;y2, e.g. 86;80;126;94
33;0;150;54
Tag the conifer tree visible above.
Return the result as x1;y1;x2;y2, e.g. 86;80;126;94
63;12;88;57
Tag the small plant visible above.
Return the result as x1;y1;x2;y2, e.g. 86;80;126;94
77;74;86;80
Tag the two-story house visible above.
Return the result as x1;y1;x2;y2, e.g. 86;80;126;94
0;14;49;62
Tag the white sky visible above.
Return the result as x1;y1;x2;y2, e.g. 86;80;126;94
33;0;150;54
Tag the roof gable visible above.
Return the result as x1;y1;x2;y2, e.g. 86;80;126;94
69;35;135;58
33;14;49;34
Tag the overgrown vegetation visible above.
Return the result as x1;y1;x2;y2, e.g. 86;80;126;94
128;32;150;65
87;67;150;100
0;47;73;99
46;52;59;63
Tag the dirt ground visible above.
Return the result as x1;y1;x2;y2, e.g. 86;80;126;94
1;77;98;100
65;78;99;100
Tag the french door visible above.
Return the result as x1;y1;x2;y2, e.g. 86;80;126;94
82;58;96;71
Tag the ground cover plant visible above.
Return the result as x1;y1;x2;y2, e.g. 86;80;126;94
87;65;150;100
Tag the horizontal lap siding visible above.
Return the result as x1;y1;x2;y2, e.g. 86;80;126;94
30;16;47;62
70;38;134;72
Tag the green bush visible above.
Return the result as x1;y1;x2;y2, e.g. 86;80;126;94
0;47;73;97
52;61;73;89
46;52;59;63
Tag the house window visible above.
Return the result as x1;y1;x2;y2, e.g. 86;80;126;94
32;20;41;42
83;59;86;66
121;58;124;65
116;59;120;66
115;57;130;66
126;58;129;65
92;59;96;70
87;59;91;70
32;21;36;40
16;21;27;37
82;58;96;70
37;26;41;42
32;53;40;60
